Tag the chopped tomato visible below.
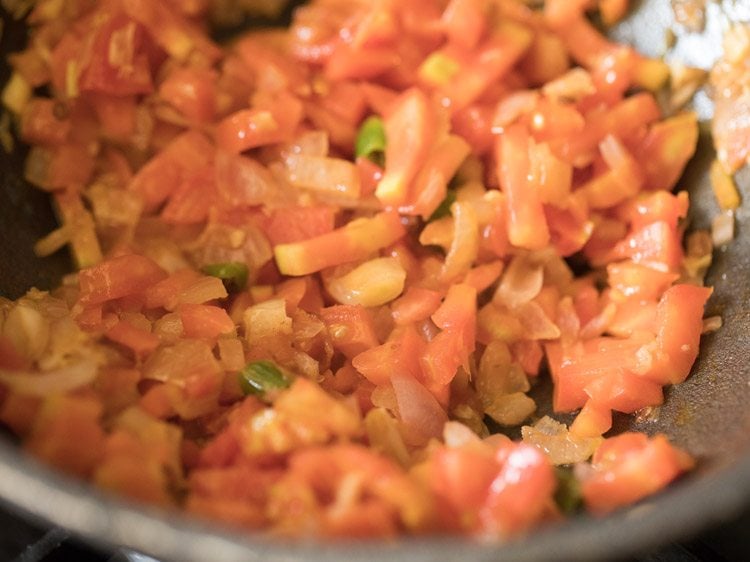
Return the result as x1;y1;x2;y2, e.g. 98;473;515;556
581;433;694;514
78;254;167;306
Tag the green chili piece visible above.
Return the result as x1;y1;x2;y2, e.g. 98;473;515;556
554;466;583;514
238;360;290;397
427;189;457;222
355;116;386;166
201;262;249;292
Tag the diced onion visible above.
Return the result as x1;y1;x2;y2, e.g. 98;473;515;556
0;359;98;396
711;210;735;247
522;416;601;465
243;299;292;341
494;253;545;309
326;257;406;307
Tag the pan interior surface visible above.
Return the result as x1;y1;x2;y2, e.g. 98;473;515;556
0;1;749;560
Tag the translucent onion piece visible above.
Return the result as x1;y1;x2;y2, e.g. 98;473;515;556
494;253;545;309
443;420;483;448
712;210;735;247
365;407;410;466
516;300;561;340
143;340;220;385
485;392;536;427
285;154;361;199
326;257;406;307
244;299;292;342
2;303;50;361
542;68;595;102
522;416;601;465
177;276;228;306
0;359;98;396
440;201;479;283
282;130;329;159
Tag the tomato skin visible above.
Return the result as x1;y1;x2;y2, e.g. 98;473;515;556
78;254;168;306
582;432;694;514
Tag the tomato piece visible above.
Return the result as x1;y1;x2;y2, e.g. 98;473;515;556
441;0;487;50
390;287;443;326
570;400;612;438
375;88;438;206
262;205;336;247
105;320;161;359
353;325;426;385
215;91;303;154
581;432;694;514
607;220;683;272
429;445;499;528
320;304;380;359
20;98;71;144
159;67;217;123
451;102;496;155
161;166;217;225
618;190;689;231
177;304;235;340
607;261;679;301
636;284;712;385
401;134;471;218
497;123;550;250
274;211;406;276
129;130;214;212
479;443;555;537
583;369;663;413
438;25;533;111
636;112;699;191
78;254;167;306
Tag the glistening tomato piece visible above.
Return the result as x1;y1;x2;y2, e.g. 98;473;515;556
581;433;694;514
375;88;437;206
497;123;550;250
636;284;712;385
78;254;167;306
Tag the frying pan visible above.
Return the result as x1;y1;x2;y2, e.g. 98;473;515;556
1;1;749;560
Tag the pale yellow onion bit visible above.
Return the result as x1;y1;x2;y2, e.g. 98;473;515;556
440;200;480;283
521;416;602;465
494;253;545;309
0;359;98;397
326;257;406;307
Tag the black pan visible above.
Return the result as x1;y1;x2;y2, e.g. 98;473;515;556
1;1;749;560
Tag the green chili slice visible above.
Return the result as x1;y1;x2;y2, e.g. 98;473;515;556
238;360;291;397
201;262;249;292
355;116;386;166
554;466;583;514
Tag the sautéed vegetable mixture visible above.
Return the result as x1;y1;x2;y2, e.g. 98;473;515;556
0;0;728;540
